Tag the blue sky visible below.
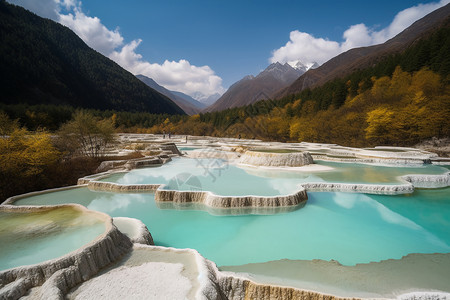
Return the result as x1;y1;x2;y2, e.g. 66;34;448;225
8;0;450;100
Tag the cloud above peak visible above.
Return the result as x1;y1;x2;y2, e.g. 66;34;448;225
110;40;225;96
58;8;124;55
270;0;449;66
6;0;224;99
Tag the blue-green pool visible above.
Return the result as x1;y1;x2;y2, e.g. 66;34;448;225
13;186;450;267
0;206;106;270
97;158;449;196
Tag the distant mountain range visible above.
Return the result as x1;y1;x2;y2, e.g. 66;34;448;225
277;3;450;98
0;1;184;115
205;61;316;112
194;93;222;106
136;75;205;115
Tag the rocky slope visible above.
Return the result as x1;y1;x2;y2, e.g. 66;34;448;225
136;75;205;115
205;62;307;112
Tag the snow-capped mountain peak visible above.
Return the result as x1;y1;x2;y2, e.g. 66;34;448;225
287;60;319;72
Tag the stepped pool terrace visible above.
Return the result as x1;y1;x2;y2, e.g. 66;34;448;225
0;205;106;271
3;142;450;298
94;157;449;192
10;184;450;267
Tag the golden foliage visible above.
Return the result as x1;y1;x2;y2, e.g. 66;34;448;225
0;128;61;177
127;67;449;147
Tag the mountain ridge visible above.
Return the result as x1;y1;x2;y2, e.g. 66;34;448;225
204;61;310;112
276;3;450;98
0;1;184;115
136;75;205;115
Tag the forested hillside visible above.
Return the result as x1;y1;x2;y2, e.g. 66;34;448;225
277;3;450;98
139;24;450;147
0;1;184;115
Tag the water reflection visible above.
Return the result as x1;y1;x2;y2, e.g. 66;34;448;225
155;201;304;216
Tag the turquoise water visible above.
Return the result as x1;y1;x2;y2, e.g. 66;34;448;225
0;207;106;270
97;158;449;196
178;147;200;151
99;158;304;196
272;160;448;184
13;187;450;266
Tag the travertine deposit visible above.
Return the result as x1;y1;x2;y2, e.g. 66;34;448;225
155;188;308;209
239;150;314;167
2;136;450;299
0;205;132;300
402;172;450;188
302;182;414;195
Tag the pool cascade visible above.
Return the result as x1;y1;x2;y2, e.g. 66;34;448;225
2;135;450;299
220;252;450;299
78;169;163;188
313;155;436;165
93;142;181;173
84;156;168;176
218;275;355;300
155;187;308;209
177;139;442;166
187;148;241;161
1;200;449;300
302;182;415;194
8;187;450;268
0;205;133;299
402;172;450;188
238;150;314;167
78;155;450;203
123;156;167;170
87;180;161;193
114;134;446;166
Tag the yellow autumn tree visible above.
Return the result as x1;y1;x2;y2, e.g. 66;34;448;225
387;66;411;100
409;68;442;96
365;107;396;144
0;118;61;201
0;128;61;177
371;76;391;101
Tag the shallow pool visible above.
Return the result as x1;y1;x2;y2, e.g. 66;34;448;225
96;158;449;196
0;206;106;270
13;187;450;266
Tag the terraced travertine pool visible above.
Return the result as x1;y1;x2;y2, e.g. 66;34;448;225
10;156;450;267
0;206;106;270
97;157;448;192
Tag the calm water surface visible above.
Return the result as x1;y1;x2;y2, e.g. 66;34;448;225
14;186;450;266
97;158;449;196
0;207;106;270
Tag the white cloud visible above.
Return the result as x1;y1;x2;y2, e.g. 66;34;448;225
271;0;449;66
6;0;224;99
372;0;449;43
271;31;341;66
341;23;372;51
58;7;124;56
109;40;225;97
